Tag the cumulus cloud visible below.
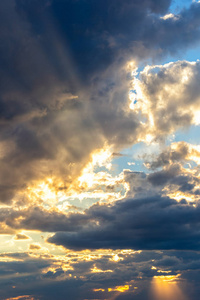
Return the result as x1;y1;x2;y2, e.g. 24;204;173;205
0;1;200;203
143;141;200;169
132;60;200;140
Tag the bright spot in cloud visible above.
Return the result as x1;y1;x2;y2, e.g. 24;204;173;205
108;284;131;293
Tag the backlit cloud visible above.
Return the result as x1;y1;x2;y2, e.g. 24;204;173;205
1;0;200;299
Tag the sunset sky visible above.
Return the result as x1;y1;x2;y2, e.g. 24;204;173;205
1;0;200;299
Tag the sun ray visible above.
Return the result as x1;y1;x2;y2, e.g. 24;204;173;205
151;274;188;300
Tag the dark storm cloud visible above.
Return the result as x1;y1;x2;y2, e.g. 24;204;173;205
148;168;198;194
47;194;200;251
1;0;175;121
0;253;51;277
146;163;199;193
0;205;90;232
147;164;181;186
14;0;200;78
15;0;172;79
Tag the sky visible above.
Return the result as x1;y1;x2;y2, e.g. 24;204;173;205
1;0;200;299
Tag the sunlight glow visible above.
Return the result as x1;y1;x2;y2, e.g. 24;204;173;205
5;296;35;300
91;264;113;273
108;285;131;293
93;288;105;292
110;254;123;262
165;190;197;202
78;147;112;188
27;178;66;205
151;274;187;300
160;13;179;20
